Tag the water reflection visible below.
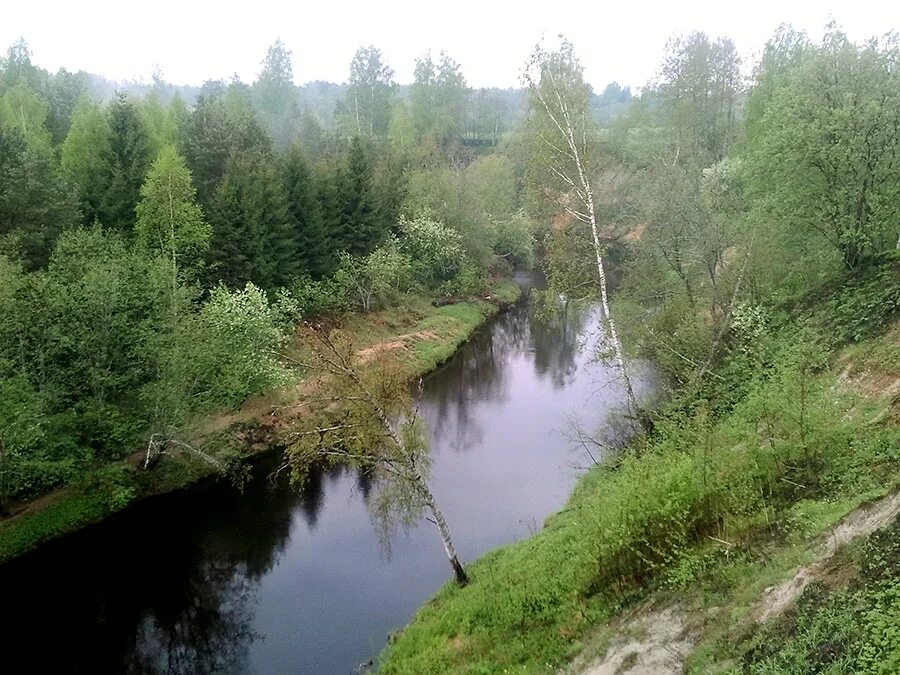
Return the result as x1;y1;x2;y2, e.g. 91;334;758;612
0;276;653;674
530;302;592;389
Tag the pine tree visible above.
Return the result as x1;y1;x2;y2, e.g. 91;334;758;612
283;145;334;278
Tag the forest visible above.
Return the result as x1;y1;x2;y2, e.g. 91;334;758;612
0;38;545;511
1;20;899;674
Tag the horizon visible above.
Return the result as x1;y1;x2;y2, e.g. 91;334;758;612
4;0;898;92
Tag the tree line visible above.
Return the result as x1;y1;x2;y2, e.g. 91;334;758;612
0;38;537;511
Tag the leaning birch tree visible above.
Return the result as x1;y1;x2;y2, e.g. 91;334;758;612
523;38;646;427
286;325;468;585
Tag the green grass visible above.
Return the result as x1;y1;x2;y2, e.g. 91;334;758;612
490;278;523;305
698;518;900;675
0;492;108;562
379;316;900;674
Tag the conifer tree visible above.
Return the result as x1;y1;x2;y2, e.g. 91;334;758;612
283;145;333;278
337;136;382;255
208;154;297;291
180;92;271;209
0;127;79;268
102;92;152;232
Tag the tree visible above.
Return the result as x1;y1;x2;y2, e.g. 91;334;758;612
0;127;79;268
747;27;900;269
288;326;468;585
44;67;89;146
61;98;112;226
135;145;211;289
180;91;271;209
208;154;298;290
345;46;395;139
103;93;152;232
410;50;468;146
283;145;333;278
139;91;180;157
335;136;384;256
0;81;53;155
523;38;646;427
655;32;742;164
253;39;298;148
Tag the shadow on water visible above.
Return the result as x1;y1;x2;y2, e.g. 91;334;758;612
0;273;654;674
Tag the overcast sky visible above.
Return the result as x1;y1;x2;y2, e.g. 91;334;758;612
3;0;898;90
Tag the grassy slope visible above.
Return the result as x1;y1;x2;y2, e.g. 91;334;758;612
0;281;520;564
379;279;900;674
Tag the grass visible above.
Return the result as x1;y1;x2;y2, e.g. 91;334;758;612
692;517;900;674
0;279;521;565
378;311;900;674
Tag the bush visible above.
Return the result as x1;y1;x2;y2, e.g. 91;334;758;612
397;216;466;290
333;245;413;312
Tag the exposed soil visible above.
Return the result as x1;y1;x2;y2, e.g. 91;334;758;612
570;606;693;675
754;489;900;623
355;330;439;364
572;488;900;675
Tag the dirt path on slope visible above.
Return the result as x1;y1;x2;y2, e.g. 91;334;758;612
754;489;900;623
571;606;693;675
571;489;900;675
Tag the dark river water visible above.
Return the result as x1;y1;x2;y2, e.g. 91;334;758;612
0;276;653;674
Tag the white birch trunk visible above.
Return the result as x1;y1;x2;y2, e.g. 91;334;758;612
528;63;644;426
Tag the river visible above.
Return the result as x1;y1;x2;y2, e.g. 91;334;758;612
0;275;654;674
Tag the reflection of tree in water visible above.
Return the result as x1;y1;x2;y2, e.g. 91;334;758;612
0;459;328;674
420;302;529;453
130;560;259;674
530;300;593;389
127;461;352;674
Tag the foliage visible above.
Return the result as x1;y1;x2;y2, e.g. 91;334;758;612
381;298;900;672
135;144;211;279
0;126;79;268
746;27;900;270
333;245;413;312
739;520;900;674
102;92;152;231
397;215;466;290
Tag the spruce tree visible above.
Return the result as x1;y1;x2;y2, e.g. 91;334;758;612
0;127;79;268
283;145;333;278
337;136;382;255
180;93;271;209
102;93;152;232
208;154;298;291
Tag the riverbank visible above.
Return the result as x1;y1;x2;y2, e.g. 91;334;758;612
378;265;900;673
0;278;522;565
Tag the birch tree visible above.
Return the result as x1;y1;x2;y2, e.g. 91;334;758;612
523;39;646;428
286;325;468;585
135;144;211;292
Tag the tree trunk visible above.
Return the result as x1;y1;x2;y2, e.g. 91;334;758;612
418;473;468;586
569;130;646;429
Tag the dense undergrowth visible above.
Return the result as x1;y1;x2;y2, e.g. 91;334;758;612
378;258;900;674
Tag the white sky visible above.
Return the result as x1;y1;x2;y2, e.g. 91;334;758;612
3;0;899;90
